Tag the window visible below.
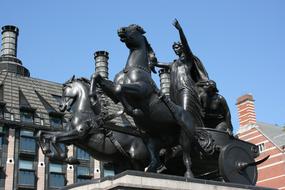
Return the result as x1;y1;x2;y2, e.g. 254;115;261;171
0;127;4;150
18;160;35;187
52;95;62;105
76;148;90;160
257;143;265;152
76;166;92;182
102;163;114;177
19;130;35;153
0;127;5;188
0;170;5;188
20;110;34;123
50;116;62;128
50;143;66;156
49;163;66;188
0;107;3;119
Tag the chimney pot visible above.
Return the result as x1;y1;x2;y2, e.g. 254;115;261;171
0;25;30;77
94;51;109;79
1;25;19;57
159;68;170;97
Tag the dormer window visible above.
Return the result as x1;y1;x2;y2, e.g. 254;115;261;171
20;109;34;124
52;94;62;104
50;116;62;128
49;113;63;128
35;91;64;128
19;90;36;124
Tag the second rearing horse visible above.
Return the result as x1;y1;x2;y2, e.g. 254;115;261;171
91;24;202;178
37;76;149;173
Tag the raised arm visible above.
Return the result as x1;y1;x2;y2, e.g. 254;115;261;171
148;48;171;73
149;59;171;73
173;19;194;60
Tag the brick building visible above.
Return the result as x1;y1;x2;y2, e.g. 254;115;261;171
237;94;285;189
0;25;128;189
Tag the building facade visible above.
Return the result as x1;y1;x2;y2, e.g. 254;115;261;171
236;94;285;190
0;25;128;190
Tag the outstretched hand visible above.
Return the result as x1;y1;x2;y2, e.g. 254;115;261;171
149;54;158;73
173;19;182;30
149;62;157;74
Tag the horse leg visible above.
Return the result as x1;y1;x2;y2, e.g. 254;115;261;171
36;130;57;155
90;73;120;104
144;137;163;173
161;98;196;178
52;142;80;165
180;131;194;179
37;131;65;160
53;123;91;143
38;132;79;164
114;82;150;116
52;130;79;143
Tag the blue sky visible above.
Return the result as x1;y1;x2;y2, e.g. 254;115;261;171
1;0;284;133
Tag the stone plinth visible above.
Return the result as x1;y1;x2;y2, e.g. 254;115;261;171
61;171;275;190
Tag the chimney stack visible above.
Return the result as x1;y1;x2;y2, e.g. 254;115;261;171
1;25;19;57
0;25;29;77
236;93;257;128
94;51;109;79
159;68;170;97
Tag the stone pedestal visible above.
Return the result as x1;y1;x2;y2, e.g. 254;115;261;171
61;170;275;190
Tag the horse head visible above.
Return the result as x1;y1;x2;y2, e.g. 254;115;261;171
117;24;146;49
59;76;90;113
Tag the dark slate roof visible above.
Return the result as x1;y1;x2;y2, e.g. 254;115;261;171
256;121;285;149
0;71;132;129
0;71;66;127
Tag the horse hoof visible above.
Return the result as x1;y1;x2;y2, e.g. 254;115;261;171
156;164;167;173
145;162;163;173
51;136;57;143
133;109;143;117
184;171;194;179
145;164;156;172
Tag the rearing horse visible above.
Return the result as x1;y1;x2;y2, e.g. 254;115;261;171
37;76;149;172
91;24;201;178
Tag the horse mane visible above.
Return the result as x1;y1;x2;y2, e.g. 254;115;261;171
77;77;90;85
143;36;156;65
64;76;90;86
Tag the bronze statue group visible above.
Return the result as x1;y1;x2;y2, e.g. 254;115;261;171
36;20;264;185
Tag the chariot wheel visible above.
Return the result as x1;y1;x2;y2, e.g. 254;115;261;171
219;143;258;185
